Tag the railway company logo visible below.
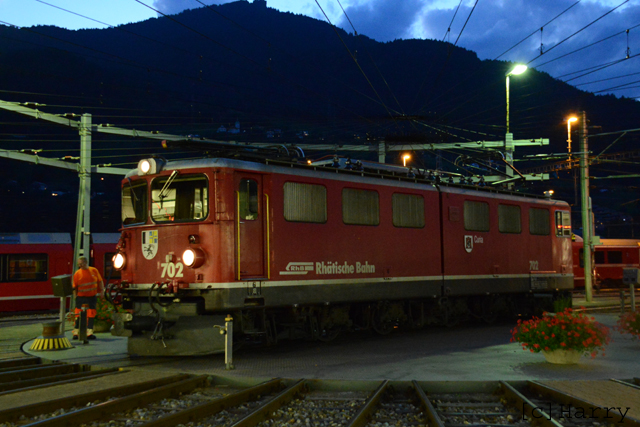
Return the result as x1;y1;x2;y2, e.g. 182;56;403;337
279;262;314;275
464;235;473;253
142;230;158;260
279;261;376;275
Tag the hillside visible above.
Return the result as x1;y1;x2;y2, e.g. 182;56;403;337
0;0;638;234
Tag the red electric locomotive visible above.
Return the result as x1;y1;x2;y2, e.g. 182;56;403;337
109;153;574;356
0;233;120;313
572;237;640;289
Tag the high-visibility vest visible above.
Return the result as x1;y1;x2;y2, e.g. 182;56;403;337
73;266;102;297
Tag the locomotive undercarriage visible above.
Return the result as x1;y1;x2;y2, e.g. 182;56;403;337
114;286;571;356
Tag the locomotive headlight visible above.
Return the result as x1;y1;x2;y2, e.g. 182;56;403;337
112;252;126;270
183;248;205;268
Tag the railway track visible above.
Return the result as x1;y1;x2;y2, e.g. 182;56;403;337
2;373;639;427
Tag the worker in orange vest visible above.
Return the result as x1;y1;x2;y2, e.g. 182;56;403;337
72;256;104;340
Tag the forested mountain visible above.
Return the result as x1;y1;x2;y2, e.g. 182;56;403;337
0;0;638;234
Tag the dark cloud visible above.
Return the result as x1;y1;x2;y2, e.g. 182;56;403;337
333;0;425;41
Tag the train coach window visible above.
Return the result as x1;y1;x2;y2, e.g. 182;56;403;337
152;174;209;223
238;179;259;221
594;251;605;264
464;201;489;232
283;182;327;223
4;254;48;282
393;194;425;228
555;211;572;237
122;180;148;226
529;208;550;235
343;188;379;226
498;204;521;234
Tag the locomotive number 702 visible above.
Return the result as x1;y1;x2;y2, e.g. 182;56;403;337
161;261;184;278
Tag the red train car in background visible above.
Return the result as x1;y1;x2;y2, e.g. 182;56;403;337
0;233;119;313
572;236;640;289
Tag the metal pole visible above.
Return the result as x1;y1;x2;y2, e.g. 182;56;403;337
506;75;510;134
73;114;92;262
579;111;593;302
378;142;386;163
225;314;234;370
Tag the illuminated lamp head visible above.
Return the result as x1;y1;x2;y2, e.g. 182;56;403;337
137;158;164;176
183;248;205;268
112;252;126;270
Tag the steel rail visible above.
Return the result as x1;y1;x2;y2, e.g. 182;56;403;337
0;363;86;383
347;380;389;427
610;379;640;391
0;361;62;373
229;379;307;426
528;380;640;427
0;356;41;370
20;375;208;427
500;381;562;427
0;368;123;395
136;378;285;427
412;380;446;427
0;373;191;424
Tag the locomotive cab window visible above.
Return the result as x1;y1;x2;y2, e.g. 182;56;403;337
238;179;259;221
464;201;489;232
555;211;572;237
151;173;208;223
498;204;521;234
283;182;327;223
1;254;48;282
529;208;550;235
122;180;148;226
343;188;379;226
393;193;425;228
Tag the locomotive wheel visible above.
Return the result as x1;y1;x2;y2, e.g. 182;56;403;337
371;304;394;335
316;327;340;342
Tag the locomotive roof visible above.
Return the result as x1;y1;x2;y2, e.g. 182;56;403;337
126;156;569;207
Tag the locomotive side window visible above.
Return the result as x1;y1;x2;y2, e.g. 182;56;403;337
283;182;327;223
464;201;489;231
498;204;521;234
151;174;209;223
2;254;48;282
594;251;605;264
529;208;550;235
238;179;259;221
607;251;622;264
122;180;148;226
555;211;572;237
392;193;425;228
343;188;379;226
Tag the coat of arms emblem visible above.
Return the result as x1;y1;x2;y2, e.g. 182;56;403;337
464;235;473;253
142;230;158;260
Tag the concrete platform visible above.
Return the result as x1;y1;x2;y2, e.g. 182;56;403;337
12;297;640;381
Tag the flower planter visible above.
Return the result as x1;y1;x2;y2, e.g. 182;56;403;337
541;349;582;364
93;321;112;333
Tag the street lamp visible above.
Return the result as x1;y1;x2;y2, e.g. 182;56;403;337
567;116;578;160
505;64;527;134
402;154;411;167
